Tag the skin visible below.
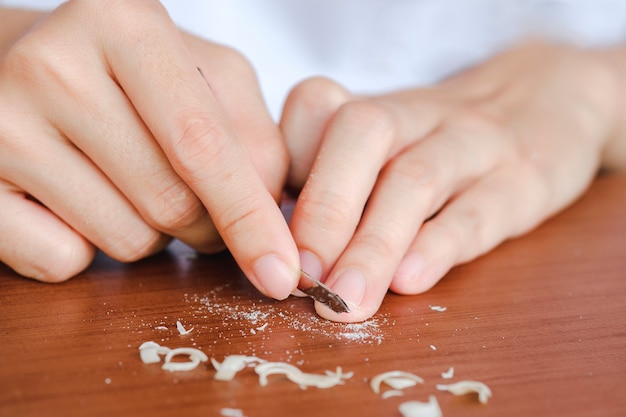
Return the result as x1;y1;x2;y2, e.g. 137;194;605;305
1;3;626;323
282;42;626;322
0;1;300;299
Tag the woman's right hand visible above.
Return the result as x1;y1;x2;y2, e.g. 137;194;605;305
0;0;300;300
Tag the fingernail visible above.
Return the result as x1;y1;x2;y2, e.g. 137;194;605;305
299;249;323;280
252;254;297;300
395;252;426;284
331;268;367;308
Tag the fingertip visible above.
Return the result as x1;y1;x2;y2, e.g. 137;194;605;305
314;300;379;323
389;251;446;295
250;254;299;301
281;77;351;189
315;268;381;323
330;268;367;308
18;238;96;284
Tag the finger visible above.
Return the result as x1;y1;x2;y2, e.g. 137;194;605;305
187;37;290;200
390;164;549;295
280;77;352;189
0;180;95;282
102;3;299;299
289;100;395;281
0;112;169;263
44;62;222;253
391;100;604;295
281;78;459;191
283;83;464;282
316;115;511;322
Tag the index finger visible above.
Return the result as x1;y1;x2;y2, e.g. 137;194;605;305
101;3;299;299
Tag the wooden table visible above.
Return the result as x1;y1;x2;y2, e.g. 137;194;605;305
1;173;625;417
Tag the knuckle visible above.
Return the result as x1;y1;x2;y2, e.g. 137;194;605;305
1;35;52;86
286;76;350;110
106;227;166;263
213;193;263;238
426;219;464;258
379;157;448;216
430;205;485;262
143;181;206;233
334;100;396;142
383;156;440;193
1;27;92;106
298;189;355;231
354;229;398;261
168;115;230;180
93;0;170;36
456;205;485;251
212;44;255;75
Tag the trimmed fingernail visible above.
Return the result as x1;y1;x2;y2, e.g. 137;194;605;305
252;254;297;300
299;250;323;280
395;252;426;284
331;268;367;308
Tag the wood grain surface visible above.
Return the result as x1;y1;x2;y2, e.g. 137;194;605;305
1;173;625;417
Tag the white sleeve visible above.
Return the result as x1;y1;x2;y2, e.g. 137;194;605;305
3;0;625;120
159;0;626;119
0;0;64;9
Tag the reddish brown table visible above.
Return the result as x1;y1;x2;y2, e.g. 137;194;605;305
1;173;625;417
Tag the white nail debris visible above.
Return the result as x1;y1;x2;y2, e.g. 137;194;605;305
441;367;454;379
138;341;161;364
436;380;492;404
381;390;404;399
370;371;424;395
138;341;171;364
211;355;266;381
398;395;442;417
430;345;437;351
430;306;447;312
176;320;194;335
255;362;301;386
220;408;246;417
154;326;168;331
255;362;352;389
136;340;490;414
256;323;268;331
162;347;208;372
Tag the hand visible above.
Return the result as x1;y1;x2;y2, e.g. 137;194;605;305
0;0;299;299
281;42;619;322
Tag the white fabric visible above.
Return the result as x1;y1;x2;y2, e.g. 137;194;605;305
2;0;626;117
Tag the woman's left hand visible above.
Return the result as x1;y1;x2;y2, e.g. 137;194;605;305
281;42;620;322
